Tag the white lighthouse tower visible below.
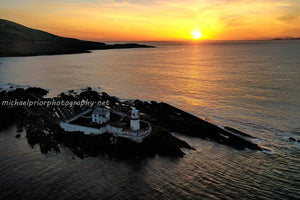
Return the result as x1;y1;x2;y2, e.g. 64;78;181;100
130;109;140;131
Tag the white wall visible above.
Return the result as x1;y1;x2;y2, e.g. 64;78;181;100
60;122;107;135
130;119;140;130
60;120;152;143
66;108;92;123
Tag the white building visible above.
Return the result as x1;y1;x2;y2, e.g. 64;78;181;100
60;107;151;143
92;108;110;124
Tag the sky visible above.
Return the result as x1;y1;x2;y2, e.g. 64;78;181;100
0;0;300;41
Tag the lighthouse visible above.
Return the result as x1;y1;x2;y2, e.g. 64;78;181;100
130;109;140;131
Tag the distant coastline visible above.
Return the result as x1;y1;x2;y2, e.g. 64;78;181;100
272;37;300;41
0;19;155;57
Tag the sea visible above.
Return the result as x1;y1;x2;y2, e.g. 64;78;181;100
0;41;299;200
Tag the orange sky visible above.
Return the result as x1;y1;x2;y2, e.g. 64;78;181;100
1;0;300;41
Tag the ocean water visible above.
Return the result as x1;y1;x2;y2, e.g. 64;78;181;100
0;41;300;199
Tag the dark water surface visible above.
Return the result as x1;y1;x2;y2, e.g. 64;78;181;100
0;41;300;199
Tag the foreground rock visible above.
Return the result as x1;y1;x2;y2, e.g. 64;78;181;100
133;100;262;151
54;126;192;159
289;137;300;143
0;87;263;159
224;126;255;138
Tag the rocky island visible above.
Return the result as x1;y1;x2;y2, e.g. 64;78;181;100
0;19;154;57
0;86;264;159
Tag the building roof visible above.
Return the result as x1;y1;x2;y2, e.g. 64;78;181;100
92;108;109;116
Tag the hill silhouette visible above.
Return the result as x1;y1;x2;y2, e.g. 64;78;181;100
0;19;154;57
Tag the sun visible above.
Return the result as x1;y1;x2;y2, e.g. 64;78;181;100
191;28;203;39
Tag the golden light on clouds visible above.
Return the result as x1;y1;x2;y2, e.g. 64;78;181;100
0;0;299;41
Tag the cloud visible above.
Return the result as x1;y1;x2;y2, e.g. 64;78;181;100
278;14;300;22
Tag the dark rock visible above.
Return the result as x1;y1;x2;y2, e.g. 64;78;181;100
16;121;24;132
134;101;262;151
55;126;192;159
0;108;20;131
26;125;61;154
25;87;48;97
289;137;296;142
79;90;101;101
224;126;255;138
17;126;23;133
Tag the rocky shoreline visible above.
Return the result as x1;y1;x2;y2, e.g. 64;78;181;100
0;87;264;159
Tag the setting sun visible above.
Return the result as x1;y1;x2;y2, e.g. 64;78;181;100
191;28;203;39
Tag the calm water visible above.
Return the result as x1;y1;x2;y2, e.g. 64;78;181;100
0;41;300;199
